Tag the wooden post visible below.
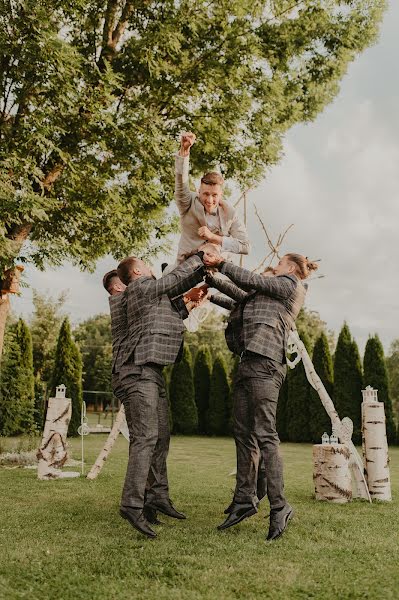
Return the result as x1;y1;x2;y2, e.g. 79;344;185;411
313;444;352;503
362;386;392;501
37;384;79;479
86;405;128;480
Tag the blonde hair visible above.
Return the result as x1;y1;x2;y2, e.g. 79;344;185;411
285;254;318;280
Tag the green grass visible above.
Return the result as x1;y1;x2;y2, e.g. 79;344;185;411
1;437;398;600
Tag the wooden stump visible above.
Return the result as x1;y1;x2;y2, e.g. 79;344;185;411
37;385;79;480
313;444;352;503
362;401;391;501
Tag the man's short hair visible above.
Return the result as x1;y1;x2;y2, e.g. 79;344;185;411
103;270;118;292
201;171;224;186
117;257;139;286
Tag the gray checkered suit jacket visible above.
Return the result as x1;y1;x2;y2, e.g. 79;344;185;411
109;293;129;374
216;264;306;363
121;255;205;367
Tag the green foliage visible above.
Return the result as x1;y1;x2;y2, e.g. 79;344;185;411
74;314;112;394
296;307;335;354
286;331;312;443
0;0;386;273
309;333;334;443
185;310;235;376
169;346;198;435
33;376;46;431
29;290;66;382
50;318;83;436
208;352;231;436
363;335;396;445
333;323;363;445
0;319;35;435
194;346;212;435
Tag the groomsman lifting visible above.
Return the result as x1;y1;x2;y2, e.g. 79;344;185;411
204;253;317;541
116;254;206;538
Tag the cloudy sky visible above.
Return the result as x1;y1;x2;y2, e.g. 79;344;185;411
11;0;399;354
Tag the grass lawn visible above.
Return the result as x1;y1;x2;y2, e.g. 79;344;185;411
0;436;398;600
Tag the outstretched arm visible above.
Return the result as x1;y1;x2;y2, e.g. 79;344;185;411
175;132;196;215
140;255;205;300
206;273;249;303
218;263;296;300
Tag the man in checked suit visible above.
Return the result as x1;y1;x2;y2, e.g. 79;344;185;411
203;253;317;541
116;254;206;539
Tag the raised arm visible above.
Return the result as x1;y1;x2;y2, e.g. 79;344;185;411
206;273;249;303
140;255;205;300
175;132;196;215
219;263;296;300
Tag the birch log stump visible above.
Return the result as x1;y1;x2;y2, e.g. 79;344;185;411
313;444;352;503
362;386;392;501
37;384;80;480
86;405;128;480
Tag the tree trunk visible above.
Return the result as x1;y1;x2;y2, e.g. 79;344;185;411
37;389;79;479
86;405;128;480
0;294;10;360
362;400;392;501
313;444;352;503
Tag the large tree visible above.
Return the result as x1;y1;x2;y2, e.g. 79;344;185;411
386;339;399;420
0;0;386;355
74;314;112;394
333;323;363;445
363;335;396;445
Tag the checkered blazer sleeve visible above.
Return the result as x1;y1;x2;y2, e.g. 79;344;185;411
140;255;205;300
206;273;248;302
219;263;296;300
210;293;236;311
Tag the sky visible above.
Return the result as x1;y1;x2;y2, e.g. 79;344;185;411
10;0;399;355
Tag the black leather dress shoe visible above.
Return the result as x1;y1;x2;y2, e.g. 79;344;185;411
145;499;186;520
120;507;157;539
144;506;162;525
217;503;257;530
266;503;294;541
224;499;259;514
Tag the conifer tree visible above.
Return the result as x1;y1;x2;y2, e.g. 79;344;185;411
309;333;334;443
169;346;198;435
0;319;35;435
194;346;212;435
286;331;312;443
333;323;363;444
363;335;396;445
50;318;83;436
208;352;230;436
15;319;35;433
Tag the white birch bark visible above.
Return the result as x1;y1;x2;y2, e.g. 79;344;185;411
313;444;352;503
86;405;127;480
37;388;79;479
362;399;392;501
287;329;371;502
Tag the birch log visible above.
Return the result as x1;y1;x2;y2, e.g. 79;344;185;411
37;385;79;480
287;329;371;502
313;444;352;503
86;405;127;480
362;389;392;501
